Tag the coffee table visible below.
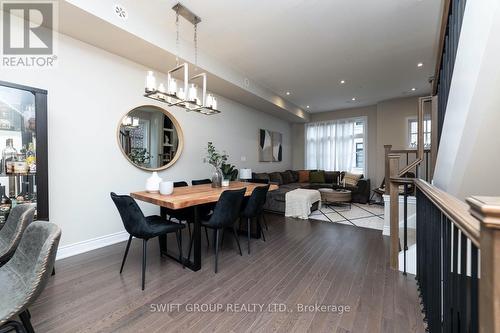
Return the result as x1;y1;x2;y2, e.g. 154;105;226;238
318;188;352;209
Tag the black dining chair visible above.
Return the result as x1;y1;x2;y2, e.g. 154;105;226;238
191;179;212;186
110;192;185;290
164;181;210;248
248;179;270;230
240;185;270;254
191;188;246;273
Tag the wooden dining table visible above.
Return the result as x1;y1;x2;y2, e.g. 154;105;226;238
131;181;278;271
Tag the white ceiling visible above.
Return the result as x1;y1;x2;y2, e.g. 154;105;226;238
63;0;443;113
114;0;442;112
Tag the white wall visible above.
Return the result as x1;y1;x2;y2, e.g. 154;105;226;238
433;0;500;199
1;32;292;248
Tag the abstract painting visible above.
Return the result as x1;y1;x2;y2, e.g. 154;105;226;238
259;129;282;162
259;129;272;161
272;131;282;162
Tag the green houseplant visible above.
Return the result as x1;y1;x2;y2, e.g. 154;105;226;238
221;162;238;181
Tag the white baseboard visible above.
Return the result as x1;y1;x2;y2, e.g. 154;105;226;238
56;230;129;260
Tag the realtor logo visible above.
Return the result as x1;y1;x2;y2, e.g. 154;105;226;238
1;1;58;67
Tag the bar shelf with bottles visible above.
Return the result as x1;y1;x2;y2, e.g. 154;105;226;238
0;80;49;228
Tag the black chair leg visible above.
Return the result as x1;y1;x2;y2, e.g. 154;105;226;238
262;213;269;230
0;320;26;333
232;226;243;256
120;235;132;274
187;221;192;241
176;230;184;268
214;229;220;273
142;239;147;290
188;231;194;261
19;310;34;333
259;216;266;242
51;267;55;276
205;227;210;249
247;218;251;254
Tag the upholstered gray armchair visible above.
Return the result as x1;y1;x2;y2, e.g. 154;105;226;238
0;204;36;266
0;221;61;332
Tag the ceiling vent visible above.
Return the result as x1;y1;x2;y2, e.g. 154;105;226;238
114;4;128;20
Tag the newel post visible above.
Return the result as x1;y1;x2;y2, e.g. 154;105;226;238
388;154;400;270
384;145;393;195
467;196;500;333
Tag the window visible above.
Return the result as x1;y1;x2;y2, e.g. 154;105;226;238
355;142;364;168
408;118;431;149
306;117;366;175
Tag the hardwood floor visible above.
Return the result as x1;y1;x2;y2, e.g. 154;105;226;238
30;215;425;333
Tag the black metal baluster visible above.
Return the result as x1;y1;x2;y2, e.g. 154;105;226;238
443;217;452;332
470;244;478;333
459;232;467;333
451;224;459;331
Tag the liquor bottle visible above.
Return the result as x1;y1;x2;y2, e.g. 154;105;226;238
2;139;18;174
0;185;12;225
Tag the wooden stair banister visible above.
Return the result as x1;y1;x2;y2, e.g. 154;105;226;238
467;197;500;332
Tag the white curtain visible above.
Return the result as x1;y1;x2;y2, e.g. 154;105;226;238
306;120;356;171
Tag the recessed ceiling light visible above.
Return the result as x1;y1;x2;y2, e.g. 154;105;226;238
340;80;346;84
417;62;423;67
411;88;416;91
351;97;356;101
286;91;291;95
306;105;310;109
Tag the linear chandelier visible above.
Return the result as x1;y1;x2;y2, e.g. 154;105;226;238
144;3;220;115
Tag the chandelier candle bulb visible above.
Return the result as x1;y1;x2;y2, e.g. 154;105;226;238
178;87;185;100
189;84;197;101
168;78;177;95
212;97;218;110
146;71;156;92
206;94;213;108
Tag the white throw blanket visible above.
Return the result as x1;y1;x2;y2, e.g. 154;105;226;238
285;189;322;219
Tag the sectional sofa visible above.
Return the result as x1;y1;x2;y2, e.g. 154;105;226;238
252;170;370;214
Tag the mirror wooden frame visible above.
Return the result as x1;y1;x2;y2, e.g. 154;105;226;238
117;105;184;171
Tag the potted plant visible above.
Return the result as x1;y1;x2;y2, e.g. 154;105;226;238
221;162;238;181
205;142;227;188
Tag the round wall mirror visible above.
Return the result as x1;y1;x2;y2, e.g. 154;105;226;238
117;105;183;171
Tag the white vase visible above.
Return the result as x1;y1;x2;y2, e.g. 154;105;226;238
146;172;162;193
159;181;174;195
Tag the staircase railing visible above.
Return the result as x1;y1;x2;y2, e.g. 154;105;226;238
387;171;500;331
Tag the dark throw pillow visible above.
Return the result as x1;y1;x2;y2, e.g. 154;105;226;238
253;173;270;182
309;170;326;183
286;170;299;182
281;171;294;184
268;172;283;185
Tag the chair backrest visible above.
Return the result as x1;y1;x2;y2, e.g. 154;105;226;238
0;204;36;265
174;181;188;188
250;178;269;184
0;221;61;324
110;192;146;237
208;188;246;227
191;179;212;186
242;185;270;218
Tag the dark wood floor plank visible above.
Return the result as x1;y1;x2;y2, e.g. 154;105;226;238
27;214;425;333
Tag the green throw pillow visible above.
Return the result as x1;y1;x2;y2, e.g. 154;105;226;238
309;170;325;183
